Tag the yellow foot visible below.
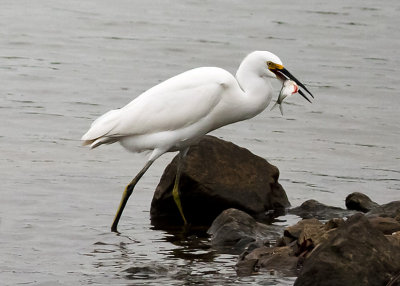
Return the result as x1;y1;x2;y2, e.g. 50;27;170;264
172;179;188;225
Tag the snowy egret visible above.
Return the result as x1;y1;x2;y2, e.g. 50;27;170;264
81;50;313;232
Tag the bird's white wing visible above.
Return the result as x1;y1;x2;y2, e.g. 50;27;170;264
82;67;235;142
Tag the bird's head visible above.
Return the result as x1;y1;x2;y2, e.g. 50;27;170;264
265;54;314;103
237;51;314;103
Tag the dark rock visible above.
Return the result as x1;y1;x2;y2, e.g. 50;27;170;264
275;234;296;247
294;213;400;286
150;135;290;227
324;218;345;230
387;231;400;248
207;208;282;253
236;219;326;276
368;201;400;219
284;218;333;257
284;218;323;242
296;223;329;256
288;199;354;220
368;216;400;235
345;192;379;212
236;245;299;276
235;255;258;276
387;273;400;286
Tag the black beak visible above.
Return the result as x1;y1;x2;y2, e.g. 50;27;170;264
276;68;314;102
298;89;312;103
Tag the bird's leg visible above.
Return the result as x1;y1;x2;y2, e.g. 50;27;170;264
111;160;154;232
172;149;189;225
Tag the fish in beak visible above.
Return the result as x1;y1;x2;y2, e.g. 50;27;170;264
271;79;299;115
267;61;314;103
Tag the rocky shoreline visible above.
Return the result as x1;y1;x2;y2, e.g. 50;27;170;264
150;136;400;286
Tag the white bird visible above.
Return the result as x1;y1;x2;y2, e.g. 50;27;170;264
81;51;313;232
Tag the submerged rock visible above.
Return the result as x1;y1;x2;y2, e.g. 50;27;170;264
231;193;400;284
207;208;282;253
345;192;379;212
236;245;299;276
124;264;170;279
288;199;354;220
236;218;335;277
236;208;400;283
294;213;400;286
150;135;289;227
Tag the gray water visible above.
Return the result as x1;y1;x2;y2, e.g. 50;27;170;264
1;0;399;285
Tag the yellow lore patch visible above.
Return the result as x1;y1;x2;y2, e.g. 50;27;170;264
267;61;284;70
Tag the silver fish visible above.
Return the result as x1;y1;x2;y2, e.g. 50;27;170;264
271;79;299;115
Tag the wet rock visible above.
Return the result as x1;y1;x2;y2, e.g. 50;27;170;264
368;216;400;235
207;208;282;253
284;218;323;242
282;218;334;257
237;219;326;276
236;245;299;276
295;223;328;256
150;135;290;227
387;231;400;248
288;199;354;220
345;192;379;212
294;213;400;286
237;208;400;282
324;217;345;230
367;201;400;219
387;273;400;286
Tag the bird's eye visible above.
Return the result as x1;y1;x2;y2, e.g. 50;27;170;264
267;61;273;68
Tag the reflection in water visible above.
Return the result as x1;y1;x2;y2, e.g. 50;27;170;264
89;221;298;285
91;228;231;284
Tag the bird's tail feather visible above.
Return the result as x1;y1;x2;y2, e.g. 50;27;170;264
81;109;121;147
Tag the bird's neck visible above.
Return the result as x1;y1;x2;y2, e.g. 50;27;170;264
236;68;273;119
